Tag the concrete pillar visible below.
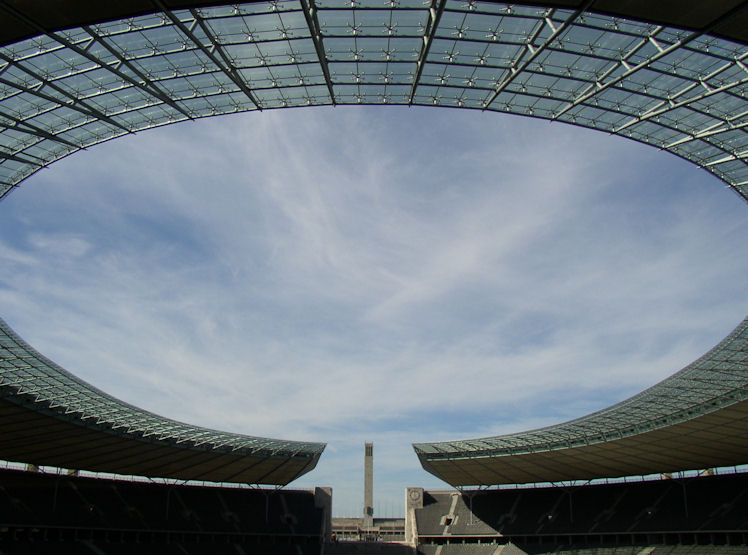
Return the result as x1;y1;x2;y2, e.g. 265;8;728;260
314;487;333;542
404;487;423;546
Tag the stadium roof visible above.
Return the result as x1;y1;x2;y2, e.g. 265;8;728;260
414;317;748;486
0;0;746;200
0;1;746;485
5;0;748;46
0;317;325;484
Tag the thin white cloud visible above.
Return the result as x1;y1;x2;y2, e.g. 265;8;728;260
27;232;92;258
0;106;746;516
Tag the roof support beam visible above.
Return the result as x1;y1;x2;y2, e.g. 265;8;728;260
553;2;748;122
158;4;262;111
667;119;748;150
484;2;594;110
0;150;41;165
0;59;131;135
552;27;663;121
614;54;748;135
429;78;742;164
80;25;194;121
213;452;272;482
0;5;137;135
299;0;336;104
409;0;447;104
0;4;192;123
704;152;745;167
0;110;82;150
253;456;294;484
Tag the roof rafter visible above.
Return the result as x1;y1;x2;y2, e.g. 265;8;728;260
553;2;748;121
613;54;748;135
484;1;595;110
409;0;447;104
0;55;132;135
80;24;194;121
162;4;262;111
0;8;191;125
0;110;82;150
299;0;336;104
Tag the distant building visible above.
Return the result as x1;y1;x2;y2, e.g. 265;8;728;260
331;516;405;543
330;443;406;542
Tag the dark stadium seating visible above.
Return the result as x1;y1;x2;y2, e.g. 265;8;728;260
0;467;326;554
414;473;748;553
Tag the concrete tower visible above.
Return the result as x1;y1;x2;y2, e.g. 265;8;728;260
363;442;373;529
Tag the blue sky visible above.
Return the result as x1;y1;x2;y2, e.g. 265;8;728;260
0;106;746;516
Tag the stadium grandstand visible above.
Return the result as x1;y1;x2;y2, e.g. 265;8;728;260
0;0;746;553
0;465;332;554
406;471;748;553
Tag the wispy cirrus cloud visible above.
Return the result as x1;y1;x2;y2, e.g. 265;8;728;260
0;106;746;515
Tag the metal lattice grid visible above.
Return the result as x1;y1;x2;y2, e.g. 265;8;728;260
0;1;745;200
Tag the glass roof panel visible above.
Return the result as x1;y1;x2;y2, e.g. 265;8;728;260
0;1;745;199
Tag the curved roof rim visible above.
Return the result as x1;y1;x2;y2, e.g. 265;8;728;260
0;0;747;47
0;317;326;473
414;315;748;457
413;316;748;486
0;0;746;201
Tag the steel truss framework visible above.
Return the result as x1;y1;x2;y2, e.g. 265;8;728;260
0;317;325;484
0;1;745;200
0;1;745;486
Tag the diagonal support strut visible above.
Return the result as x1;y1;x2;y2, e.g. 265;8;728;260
299;0;336;105
409;0;447;104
